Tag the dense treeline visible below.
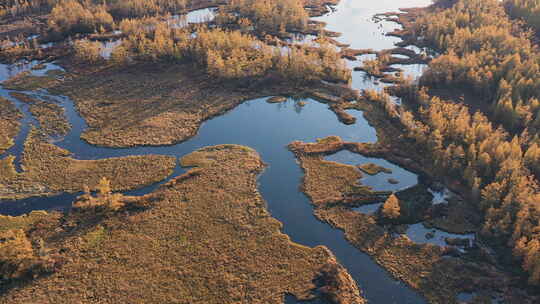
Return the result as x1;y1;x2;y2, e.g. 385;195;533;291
381;83;540;284
216;0;309;34
403;94;540;284
506;0;540;34
107;0;187;19
45;0;191;37
1;0;189;37
412;0;540;134
81;19;350;82
392;0;540;285
0;0;56;17
48;0;113;38
1;0;190;19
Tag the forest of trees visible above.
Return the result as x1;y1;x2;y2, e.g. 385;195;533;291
0;0;56;17
216;0;309;34
505;0;540;35
107;0;188;19
45;0;188;37
14;0;347;83
0;0;353;83
390;0;540;284
48;0;114;38
1;0;190;19
414;0;540;134
395;91;540;284
100;19;350;82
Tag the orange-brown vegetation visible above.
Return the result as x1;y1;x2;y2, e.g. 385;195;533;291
2;69;63;91
216;0;308;34
381;194;400;219
0;129;176;199
47;0;113;38
378;0;540;285
8;92;70;137
0;97;22;153
289;136;533;303
0;145;366;304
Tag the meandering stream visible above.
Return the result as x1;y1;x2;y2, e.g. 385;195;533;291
0;1;436;303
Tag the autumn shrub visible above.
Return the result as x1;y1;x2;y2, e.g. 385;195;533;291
73;39;102;63
0;229;54;281
73;178;125;212
47;0;114;38
381;194;400;219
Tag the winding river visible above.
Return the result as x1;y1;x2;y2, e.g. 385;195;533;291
0;1;435;303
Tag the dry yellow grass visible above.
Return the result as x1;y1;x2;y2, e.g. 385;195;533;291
0;211;55;232
48;62;300;147
0;145;366;304
2;70;63;91
0;97;22;153
9;92;70;136
0;129;176;199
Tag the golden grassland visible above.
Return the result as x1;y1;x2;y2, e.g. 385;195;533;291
0;129;176;200
28;99;70;136
357;163;392;175
9;92;70;136
0;97;22;153
0;210;55;232
2;69;64;91
44;62;307;148
0;145;365;304
288;139;384;206
289;136;532;304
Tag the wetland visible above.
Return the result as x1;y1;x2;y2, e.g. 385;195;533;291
0;0;539;303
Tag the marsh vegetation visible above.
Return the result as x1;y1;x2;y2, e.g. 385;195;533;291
2;0;540;302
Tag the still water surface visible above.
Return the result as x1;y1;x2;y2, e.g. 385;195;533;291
0;1;433;303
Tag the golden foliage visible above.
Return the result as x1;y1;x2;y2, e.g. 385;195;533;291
381;194;400;219
218;0;308;33
48;0;113;37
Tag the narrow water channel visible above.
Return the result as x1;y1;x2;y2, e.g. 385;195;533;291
0;1;433;303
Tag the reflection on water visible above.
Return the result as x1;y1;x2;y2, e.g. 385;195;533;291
325;150;418;192
0;88;423;303
314;0;431;91
100;40;122;59
457;292;475;303
170;7;216;26
391;63;427;80
406;223;475;248
428;188;455;205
